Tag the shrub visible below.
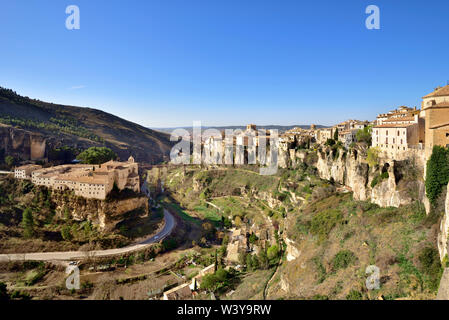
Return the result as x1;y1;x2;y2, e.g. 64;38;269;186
61;225;73;241
0;282;8;301
370;172;389;188
346;290;363;300
367;147;380;167
310;209;343;243
426;146;449;205
418;246;443;292
356;126;372;144
267;245;280;262
331;250;357;271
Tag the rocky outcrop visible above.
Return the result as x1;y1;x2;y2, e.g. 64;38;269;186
285;237;301;262
296;147;430;210
438;184;449;261
316;149;369;201
52;191;148;232
0;125;46;160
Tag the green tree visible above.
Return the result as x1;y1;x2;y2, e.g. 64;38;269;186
4;155;15;168
426;146;449;205
61;225;73;241
77;147;117;164
356;126;372;144
248;233;258;244
22;208;34;238
0;282;9;301
366;147;380;167
258;249;270;270
333;128;339;141
267;245;280;262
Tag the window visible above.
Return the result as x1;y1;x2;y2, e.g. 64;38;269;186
386;130;389;136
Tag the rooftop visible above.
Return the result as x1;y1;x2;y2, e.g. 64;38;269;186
423;85;449;99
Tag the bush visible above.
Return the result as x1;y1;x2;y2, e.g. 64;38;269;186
310;209;343;243
61;225;73;241
426;146;449;205
200;268;230;292
0;282;9;301
267;245;280;262
418;246;443;292
370;172;389;188
356;126;372;144
346;290;363;300
367;147;380;167
331;250;357;271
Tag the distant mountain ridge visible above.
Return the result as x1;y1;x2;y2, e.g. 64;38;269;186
0;87;173;164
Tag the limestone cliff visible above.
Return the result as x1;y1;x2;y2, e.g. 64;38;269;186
438;184;449;261
51;191;148;232
280;146;430;210
0;125;46;161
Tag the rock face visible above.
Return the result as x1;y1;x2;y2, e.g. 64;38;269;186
316;149;370;201
52;192;148;232
437;268;449;300
438;184;449;261
0;125;46;161
285;237;301;262
293;147;430;210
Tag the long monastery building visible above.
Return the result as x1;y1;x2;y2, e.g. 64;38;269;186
14;156;140;200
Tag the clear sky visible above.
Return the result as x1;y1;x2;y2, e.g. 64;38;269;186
1;0;449;128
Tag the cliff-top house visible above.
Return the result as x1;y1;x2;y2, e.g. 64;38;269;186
421;85;449;158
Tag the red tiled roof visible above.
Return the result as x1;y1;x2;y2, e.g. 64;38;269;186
423;85;449;98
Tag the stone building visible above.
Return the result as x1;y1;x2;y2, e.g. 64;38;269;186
14;164;43;179
316;128;333;144
372;106;425;159
421;85;449;158
339;129;358;149
17;156;139;200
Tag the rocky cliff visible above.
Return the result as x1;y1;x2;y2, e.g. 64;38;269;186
0;125;47;161
438;184;449;261
51;192;149;232
279;145;430;211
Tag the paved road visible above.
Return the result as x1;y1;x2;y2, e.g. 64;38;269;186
0;209;176;262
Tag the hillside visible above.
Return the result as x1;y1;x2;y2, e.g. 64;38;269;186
0;87;173;164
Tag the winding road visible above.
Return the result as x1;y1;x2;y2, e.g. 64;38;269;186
0;208;176;262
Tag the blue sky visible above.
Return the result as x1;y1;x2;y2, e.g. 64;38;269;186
1;0;449;127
